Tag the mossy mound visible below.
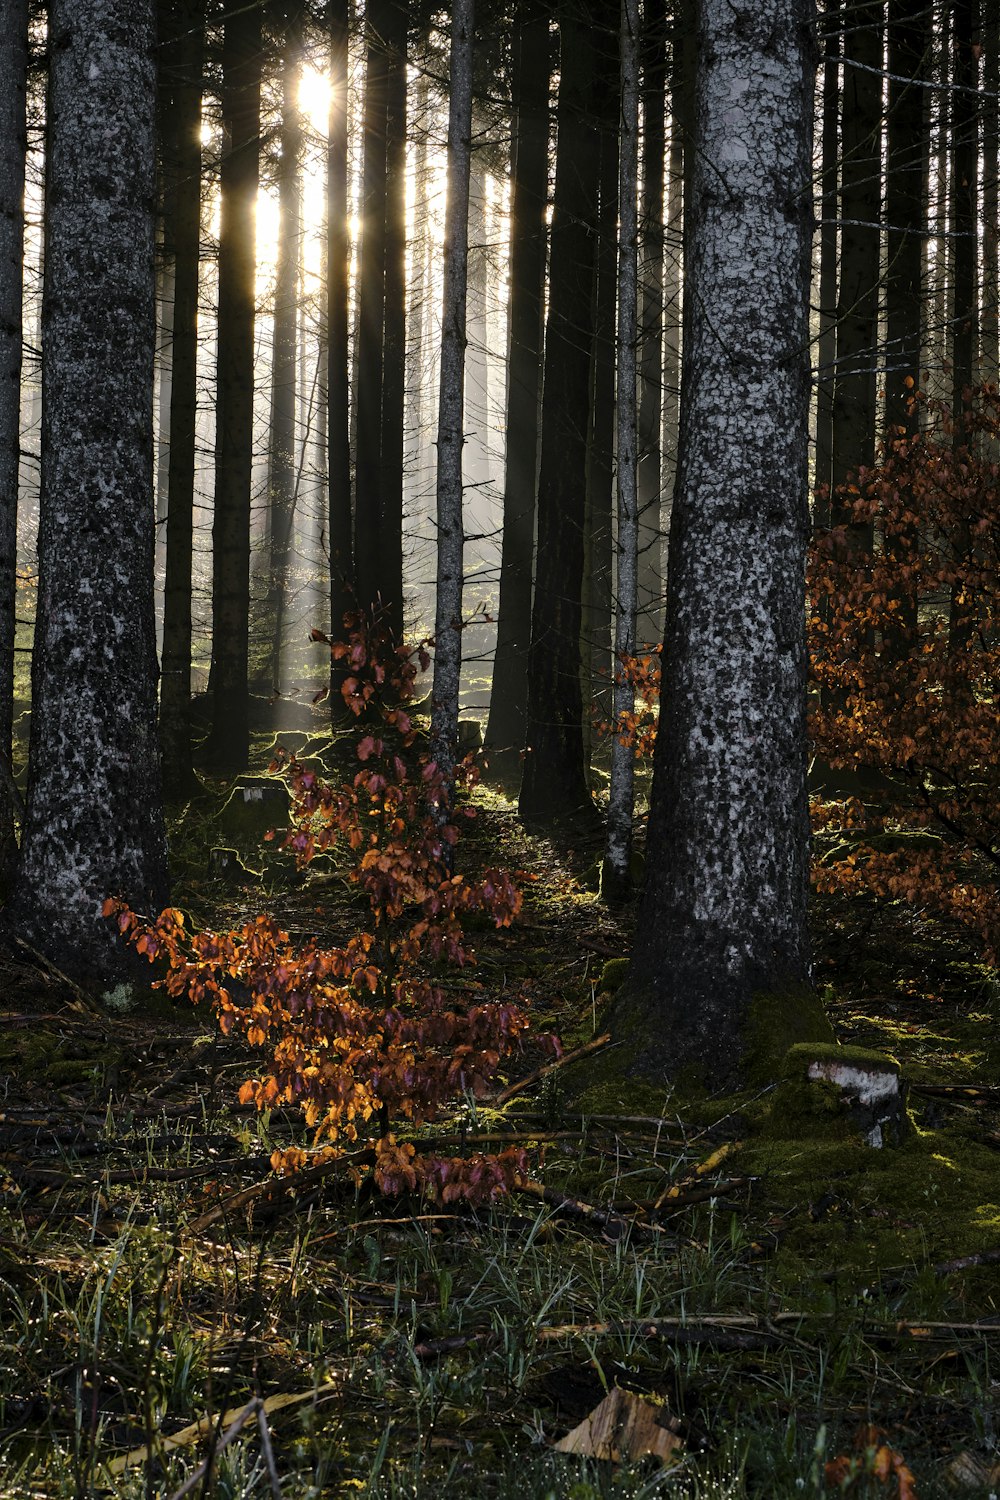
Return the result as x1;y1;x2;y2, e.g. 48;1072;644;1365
741;986;837;1086
216;777;291;841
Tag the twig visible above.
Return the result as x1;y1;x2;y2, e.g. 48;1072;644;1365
492;1033;612;1106
256;1401;283;1500
578;936;621;958
413;1330;492;1360
535;1318;787;1353
166;1398;261;1500
186;1150;373;1234
13;936;100;1012
518;1178;657;1239
652;1141;744;1213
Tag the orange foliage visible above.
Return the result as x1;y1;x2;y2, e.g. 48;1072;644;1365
105;617;555;1204
825;1424;917;1498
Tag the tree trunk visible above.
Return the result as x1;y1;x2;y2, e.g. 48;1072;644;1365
951;0;978;413
206;0;261;772
602;0;639;905
267;2;303;693
831;0;881;540
0;0;27;880
159;0;204;799
814;0;839;508
636;0;666;646
483;0;548;773
661;0;691;569
354;0;389;619
983;5;999;387
9;0;169;980
519;2;601;823
611;0;815;1083
328;0;353;694
378;0;408;641
885;0;927;434
430;0;474;817
581;28;619;773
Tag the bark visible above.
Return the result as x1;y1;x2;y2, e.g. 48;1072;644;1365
661;0;691;562
831;0;881;541
885;0;927;434
983;7;999;387
611;0;815;1082
636;0;666;645
814;0;839;507
159;0;204;799
581;29;619;771
0;0;28;879
518;2;601;823
430;0;474;814
328;0;353;684
354;0;389;619
602;0;639;905
206;0;260;771
950;0;978;413
377;0;407;641
9;0;169;980
266;2;304;692
483;0;549;771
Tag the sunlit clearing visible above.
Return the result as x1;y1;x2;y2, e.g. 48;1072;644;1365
299;63;331;132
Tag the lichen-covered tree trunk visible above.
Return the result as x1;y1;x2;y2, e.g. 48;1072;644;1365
430;0;474;818
602;0;639;906
0;0;28;881
611;0;815;1083
206;1;260;771
159;0;204;799
483;0;548;773
9;0;168;980
518;2;600;823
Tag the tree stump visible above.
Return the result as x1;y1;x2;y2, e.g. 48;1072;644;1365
784;1043;909;1147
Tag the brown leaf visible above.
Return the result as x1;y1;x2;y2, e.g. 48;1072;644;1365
553;1387;683;1466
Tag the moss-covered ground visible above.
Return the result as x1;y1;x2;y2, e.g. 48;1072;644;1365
2;738;1000;1497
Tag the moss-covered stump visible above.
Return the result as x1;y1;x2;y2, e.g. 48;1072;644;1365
207;845;257;882
216;777;291;840
783;1042;908;1148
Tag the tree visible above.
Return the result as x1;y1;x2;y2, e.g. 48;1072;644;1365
206;0;261;771
602;0;639;905
483;0;549;774
159;0;205;799
7;0;168;980
519;0;602;823
0;0;28;879
610;0;815;1082
327;0;353;708
430;0;475;812
636;0;667;644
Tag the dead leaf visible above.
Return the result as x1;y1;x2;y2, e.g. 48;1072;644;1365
553;1386;683;1466
943;1449;1000;1491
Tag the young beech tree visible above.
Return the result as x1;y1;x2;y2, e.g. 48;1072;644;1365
610;0;815;1082
7;0;168;979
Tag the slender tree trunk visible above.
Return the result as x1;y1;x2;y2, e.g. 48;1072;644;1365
661;0;691;552
582;29;619;773
611;0;815;1084
354;0;389;619
519;3;601;823
9;0;168;979
831;0;881;537
206;1;260;771
267;2;303;692
328;0;353;689
483;0;548;772
603;0;639;905
951;0;978;413
378;0;407;641
465;138;491;498
983;6;999;388
159;0;204;799
0;0;28;879
636;0;666;645
430;0;474;817
885;0;927;433
814;0;839;508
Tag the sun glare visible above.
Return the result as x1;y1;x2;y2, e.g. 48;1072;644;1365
299;63;332;132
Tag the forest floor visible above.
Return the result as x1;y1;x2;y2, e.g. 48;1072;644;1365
1;738;1000;1497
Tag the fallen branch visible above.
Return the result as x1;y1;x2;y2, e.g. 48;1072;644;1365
493;1033;612;1106
517;1178;656;1239
652;1141;743;1213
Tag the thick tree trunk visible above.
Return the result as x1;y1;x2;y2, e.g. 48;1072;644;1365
9;0;168;980
378;0;407;641
0;0;28;880
519;3;601;823
636;0;666;646
327;0;353;690
267;3;303;693
206;2;260;771
483;0;548;773
602;0;639;905
159;0;204;799
354;0;389;619
430;0;474;815
611;0;815;1083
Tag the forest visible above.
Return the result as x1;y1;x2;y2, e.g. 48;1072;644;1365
3;0;1000;1493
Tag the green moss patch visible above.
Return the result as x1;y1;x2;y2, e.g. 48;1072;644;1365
741;987;836;1086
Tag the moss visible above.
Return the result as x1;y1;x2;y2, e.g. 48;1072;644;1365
782;1041;901;1077
598;957;630;994
741;986;836;1086
571;1077;677;1118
